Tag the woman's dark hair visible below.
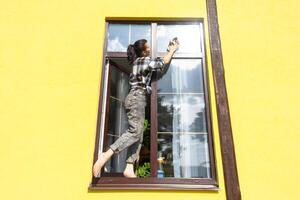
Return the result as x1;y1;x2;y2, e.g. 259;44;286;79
127;39;147;65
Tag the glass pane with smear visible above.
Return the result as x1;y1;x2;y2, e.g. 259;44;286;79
157;24;202;54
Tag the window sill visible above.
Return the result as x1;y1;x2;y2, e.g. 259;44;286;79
89;177;219;191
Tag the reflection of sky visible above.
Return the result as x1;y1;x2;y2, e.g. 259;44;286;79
160;95;205;110
158;59;204;93
159;95;205;130
172;59;200;71
107;24;128;51
130;25;151;44
106;23;203;53
157;24;202;53
107;37;126;51
107;24;151;52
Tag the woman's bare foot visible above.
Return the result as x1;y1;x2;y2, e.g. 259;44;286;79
93;153;106;177
93;149;114;177
123;163;137;178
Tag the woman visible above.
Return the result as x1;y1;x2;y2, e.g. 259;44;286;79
93;38;179;177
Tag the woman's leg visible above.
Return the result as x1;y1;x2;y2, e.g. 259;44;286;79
125;122;144;162
123;163;136;178
92;148;114;177
123;127;144;177
109;91;146;154
93;90;145;177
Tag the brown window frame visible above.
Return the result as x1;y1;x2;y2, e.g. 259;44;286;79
90;0;242;197
90;18;220;190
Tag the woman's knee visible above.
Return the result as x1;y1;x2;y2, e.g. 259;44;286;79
127;123;143;138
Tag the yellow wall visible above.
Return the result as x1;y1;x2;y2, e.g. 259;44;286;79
0;0;299;200
217;0;300;199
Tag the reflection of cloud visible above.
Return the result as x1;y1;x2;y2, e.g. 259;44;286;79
146;31;150;38
129;24;151;44
157;25;167;37
107;37;126;51
168;60;202;94
157;24;201;53
172;60;200;71
159;95;205;128
188;96;198;104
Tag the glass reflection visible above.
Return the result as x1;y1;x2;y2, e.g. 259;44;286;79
107;24;151;52
158;133;211;178
157;94;207;132
157;59;204;93
130;25;151;45
107;24;128;52
157;24;202;54
110;65;129;99
105;65;129;173
156;56;210;178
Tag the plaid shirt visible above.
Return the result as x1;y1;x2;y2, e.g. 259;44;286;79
129;56;165;94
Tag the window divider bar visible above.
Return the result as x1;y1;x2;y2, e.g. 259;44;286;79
156;53;204;58
150;22;158;177
102;65;112;156
157;92;204;95
157;132;208;135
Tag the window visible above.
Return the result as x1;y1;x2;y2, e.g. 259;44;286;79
91;20;218;190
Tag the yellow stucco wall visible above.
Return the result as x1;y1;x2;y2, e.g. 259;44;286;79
217;1;300;199
0;0;299;200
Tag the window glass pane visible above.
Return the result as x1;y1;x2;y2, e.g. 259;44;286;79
158;133;211;178
102;22;212;180
107;24;128;52
157;59;204;93
157;56;211;178
105;65;129;173
110;57;132;72
130;24;151;45
107;24;151;52
110;65;129;99
157;24;202;54
157;94;207;132
106;98;128;173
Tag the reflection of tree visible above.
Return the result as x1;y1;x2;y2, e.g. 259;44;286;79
186;111;210;178
157;91;177;176
189;111;205;132
157;92;175;134
157;93;211;177
155;59;210;177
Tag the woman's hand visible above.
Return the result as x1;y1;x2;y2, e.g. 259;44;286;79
163;42;179;65
168;42;179;53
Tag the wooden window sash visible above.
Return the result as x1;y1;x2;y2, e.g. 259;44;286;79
90;19;221;190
